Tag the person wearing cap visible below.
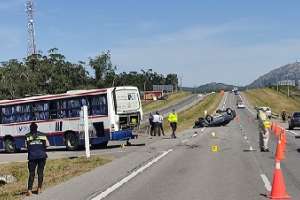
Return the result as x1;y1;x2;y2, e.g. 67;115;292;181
168;109;178;138
258;111;271;152
25;122;49;196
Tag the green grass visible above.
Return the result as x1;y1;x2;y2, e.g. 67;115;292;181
0;155;112;200
163;93;223;133
142;92;191;113
244;88;300;115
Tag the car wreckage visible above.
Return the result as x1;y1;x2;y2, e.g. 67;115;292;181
193;108;236;128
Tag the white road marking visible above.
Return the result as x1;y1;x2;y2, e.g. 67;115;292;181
192;134;198;137
90;149;173;200
286;130;299;136
260;174;272;192
181;139;189;143
201;127;205;132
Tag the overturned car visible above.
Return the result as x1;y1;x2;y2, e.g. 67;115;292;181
193;108;236;128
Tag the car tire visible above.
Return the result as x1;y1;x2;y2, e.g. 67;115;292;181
205;115;213;123
65;132;80;151
226;108;233;115
4;138;16;153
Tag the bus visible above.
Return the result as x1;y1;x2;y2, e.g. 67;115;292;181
0;86;143;153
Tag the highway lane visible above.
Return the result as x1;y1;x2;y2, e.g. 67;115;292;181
141;93;205;125
97;93;300;200
23;92;300;199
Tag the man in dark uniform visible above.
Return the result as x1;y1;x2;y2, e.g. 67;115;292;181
25;122;49;196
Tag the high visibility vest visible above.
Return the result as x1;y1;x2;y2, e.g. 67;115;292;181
263;120;271;129
26;132;48;160
168;113;178;123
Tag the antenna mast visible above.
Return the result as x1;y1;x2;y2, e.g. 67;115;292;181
26;0;37;56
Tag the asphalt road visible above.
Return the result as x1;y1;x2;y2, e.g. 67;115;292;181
141;93;205;125
22;92;300;199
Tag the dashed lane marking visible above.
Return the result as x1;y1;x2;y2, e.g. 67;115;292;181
192;134;198;137
90;149;173;200
201;127;205;132
260;174;272;192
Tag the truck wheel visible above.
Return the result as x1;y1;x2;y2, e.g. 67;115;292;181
4;138;16;153
65;132;80;151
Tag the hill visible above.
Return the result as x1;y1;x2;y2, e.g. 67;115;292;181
243;88;300;114
183;82;239;93
248;62;300;88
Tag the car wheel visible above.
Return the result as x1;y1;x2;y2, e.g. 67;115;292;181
4;138;16;153
65;132;80;151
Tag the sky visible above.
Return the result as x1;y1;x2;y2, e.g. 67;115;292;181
1;0;300;87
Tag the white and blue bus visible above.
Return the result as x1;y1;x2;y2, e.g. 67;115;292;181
0;86;143;152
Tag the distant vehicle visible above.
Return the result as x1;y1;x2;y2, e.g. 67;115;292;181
193;108;236;128
237;102;246;109
288;112;300;130
233;87;239;95
0;86;143;153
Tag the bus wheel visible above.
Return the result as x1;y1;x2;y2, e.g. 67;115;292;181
65;132;80;151
4;138;16;153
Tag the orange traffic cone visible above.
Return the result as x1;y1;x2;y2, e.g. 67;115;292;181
275;137;285;161
269;161;291;199
280;128;287;152
274;124;281;137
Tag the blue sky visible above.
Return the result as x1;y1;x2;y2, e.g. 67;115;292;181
1;0;300;86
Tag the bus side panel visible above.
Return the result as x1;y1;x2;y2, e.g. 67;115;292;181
111;130;135;141
15;136;26;149
47;134;65;146
0;138;3;150
79;131;110;145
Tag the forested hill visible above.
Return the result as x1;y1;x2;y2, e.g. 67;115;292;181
0;49;178;100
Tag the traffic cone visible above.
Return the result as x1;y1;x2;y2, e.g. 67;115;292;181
280;128;287;152
275;138;285;161
269;161;291;199
274;124;281;137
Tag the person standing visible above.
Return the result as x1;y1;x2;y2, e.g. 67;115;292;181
258;111;271;152
158;112;165;136
168;109;178;138
25;122;49;196
149;113;154;136
152;112;161;136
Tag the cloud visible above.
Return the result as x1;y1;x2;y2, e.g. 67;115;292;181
111;19;300;86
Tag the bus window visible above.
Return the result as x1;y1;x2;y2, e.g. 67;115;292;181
89;95;108;115
32;102;49;121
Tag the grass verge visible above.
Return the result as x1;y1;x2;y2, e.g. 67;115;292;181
0;155;112;200
163;93;223;133
243;88;300;114
142;91;191;113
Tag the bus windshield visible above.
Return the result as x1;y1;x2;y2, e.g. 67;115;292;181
115;89;140;114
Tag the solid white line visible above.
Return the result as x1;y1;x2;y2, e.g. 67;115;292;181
286;130;299;136
90;149;173;200
260;174;272;192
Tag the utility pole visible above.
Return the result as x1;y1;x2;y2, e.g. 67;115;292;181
26;0;37;56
